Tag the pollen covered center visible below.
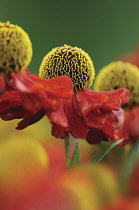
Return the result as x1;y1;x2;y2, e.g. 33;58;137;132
39;45;95;91
94;61;139;107
0;21;32;74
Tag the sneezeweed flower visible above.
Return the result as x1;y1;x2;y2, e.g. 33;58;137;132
0;21;32;93
38;45;130;143
94;61;139;144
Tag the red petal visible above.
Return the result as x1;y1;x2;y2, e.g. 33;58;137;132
86;128;109;144
0;73;6;94
102;120;118;140
100;88;130;111
85;110;106;129
46;100;68;127
86;120;117;144
64;97;88;139
16;110;45;130
0;90;23;120
12;71;73;113
13;71;73;99
0;106;24;120
76;89;108;115
52;124;69;139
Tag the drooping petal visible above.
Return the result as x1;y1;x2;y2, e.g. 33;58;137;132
12;70;73;113
16;110;46;130
13;70;73;98
52;124;69;139
46;100;68;128
0;90;23;120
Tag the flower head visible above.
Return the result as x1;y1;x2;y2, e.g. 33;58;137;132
39;44;95;91
94;61;139;144
94;61;139;107
38;46;130;143
0;21;32;93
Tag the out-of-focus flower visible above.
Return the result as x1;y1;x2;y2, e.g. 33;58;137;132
0;21;32;93
119;44;139;68
128;161;139;197
94;61;139;144
62;164;118;210
0;132;118;210
102;197;139;210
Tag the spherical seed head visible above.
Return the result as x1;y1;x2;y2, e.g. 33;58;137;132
94;61;139;107
0;21;32;74
39;45;95;91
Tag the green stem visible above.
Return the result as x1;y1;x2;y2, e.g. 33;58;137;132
69;142;81;168
64;138;70;168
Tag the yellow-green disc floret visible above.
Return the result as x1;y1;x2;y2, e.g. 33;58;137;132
39;44;95;91
94;61;139;107
0;21;32;74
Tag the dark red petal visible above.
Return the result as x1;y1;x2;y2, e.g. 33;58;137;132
0;106;24;120
16;110;45;130
0;73;6;94
52;124;69;139
0;90;23;120
86;128;109;144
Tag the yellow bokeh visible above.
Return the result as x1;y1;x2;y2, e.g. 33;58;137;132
0;135;49;199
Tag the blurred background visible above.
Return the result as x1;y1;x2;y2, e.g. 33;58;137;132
1;0;139;74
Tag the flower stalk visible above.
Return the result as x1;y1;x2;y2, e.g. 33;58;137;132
64;138;81;169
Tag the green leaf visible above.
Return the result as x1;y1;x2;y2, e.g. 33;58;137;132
69;143;80;168
91;138;124;163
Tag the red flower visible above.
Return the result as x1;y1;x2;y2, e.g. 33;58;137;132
0;69;73;129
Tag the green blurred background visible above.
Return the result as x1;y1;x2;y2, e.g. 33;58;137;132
1;0;139;74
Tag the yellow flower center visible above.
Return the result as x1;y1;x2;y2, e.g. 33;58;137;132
94;61;139;107
39;45;95;91
0;21;33;75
